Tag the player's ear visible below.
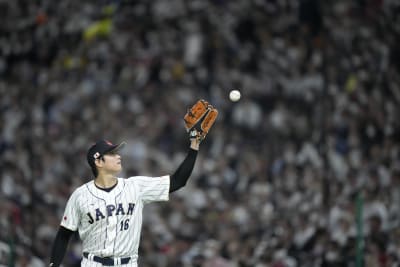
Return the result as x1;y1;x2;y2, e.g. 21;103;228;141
95;157;105;167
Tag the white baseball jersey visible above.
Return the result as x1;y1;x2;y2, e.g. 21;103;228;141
61;176;170;266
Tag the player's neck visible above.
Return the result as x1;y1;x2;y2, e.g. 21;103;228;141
94;175;118;188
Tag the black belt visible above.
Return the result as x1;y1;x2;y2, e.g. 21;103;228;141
83;252;131;266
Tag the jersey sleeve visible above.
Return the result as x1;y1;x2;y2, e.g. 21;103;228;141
60;188;81;231
130;175;170;204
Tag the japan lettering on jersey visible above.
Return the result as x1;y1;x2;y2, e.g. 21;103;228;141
60;176;170;261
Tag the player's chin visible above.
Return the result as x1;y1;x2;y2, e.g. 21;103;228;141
114;165;122;173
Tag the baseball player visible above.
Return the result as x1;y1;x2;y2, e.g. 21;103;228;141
49;100;218;267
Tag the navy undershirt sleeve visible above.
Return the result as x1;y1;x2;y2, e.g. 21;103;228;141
49;226;75;266
169;148;198;193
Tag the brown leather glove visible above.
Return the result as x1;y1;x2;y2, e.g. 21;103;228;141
183;99;218;141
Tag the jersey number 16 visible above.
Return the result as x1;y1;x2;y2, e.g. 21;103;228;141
120;219;130;231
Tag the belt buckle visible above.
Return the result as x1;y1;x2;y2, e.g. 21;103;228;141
102;256;114;266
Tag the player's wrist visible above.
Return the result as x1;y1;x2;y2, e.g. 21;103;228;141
190;139;199;151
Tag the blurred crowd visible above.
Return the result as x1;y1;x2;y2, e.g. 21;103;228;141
1;0;400;266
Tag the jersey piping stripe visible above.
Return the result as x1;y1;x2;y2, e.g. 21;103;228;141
86;183;108;251
113;180;126;255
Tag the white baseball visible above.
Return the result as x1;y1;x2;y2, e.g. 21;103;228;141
229;90;241;102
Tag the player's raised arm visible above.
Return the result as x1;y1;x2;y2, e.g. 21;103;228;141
169;100;218;193
169;141;198;193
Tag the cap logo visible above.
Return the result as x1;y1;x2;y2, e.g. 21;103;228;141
93;152;100;159
105;140;113;145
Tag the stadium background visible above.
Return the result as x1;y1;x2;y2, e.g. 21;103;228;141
0;0;399;266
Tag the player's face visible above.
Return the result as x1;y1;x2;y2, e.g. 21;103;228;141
101;152;122;174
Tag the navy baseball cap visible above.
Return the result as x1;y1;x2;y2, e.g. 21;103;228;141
87;139;126;167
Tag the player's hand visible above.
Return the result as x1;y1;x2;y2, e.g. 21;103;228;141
189;129;201;150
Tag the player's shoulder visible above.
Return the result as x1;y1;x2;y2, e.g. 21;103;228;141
124;175;170;183
121;176;140;184
123;175;151;184
69;180;94;197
